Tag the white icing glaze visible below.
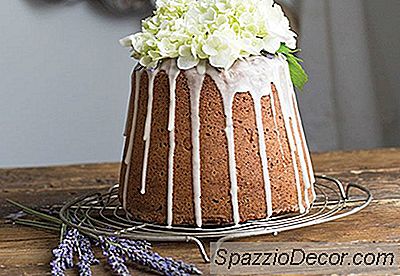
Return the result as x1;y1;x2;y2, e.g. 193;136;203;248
223;92;240;224
280;58;313;209
185;69;205;228
272;57;305;213
122;55;315;225
253;97;273;217
141;68;159;195
123;66;139;137
206;57;284;220
164;60;180;227
291;93;317;201
269;92;286;159
286;120;306;213
122;69;142;209
205;70;240;224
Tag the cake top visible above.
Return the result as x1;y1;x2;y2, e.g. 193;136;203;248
120;0;308;89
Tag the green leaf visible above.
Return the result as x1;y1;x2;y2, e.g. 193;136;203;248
277;44;309;91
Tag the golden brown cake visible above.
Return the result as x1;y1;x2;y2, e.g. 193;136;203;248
119;56;316;227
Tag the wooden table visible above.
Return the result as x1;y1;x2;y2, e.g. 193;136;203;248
0;148;399;275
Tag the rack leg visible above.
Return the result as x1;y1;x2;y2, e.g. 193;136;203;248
186;236;210;263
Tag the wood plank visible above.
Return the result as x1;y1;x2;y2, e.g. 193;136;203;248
312;147;400;173
0;148;399;275
0;163;116;217
0;200;399;275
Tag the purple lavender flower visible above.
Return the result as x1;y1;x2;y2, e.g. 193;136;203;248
76;232;99;276
107;236;201;276
50;228;201;276
76;261;92;276
110;236;151;251
6;200;200;275
50;229;79;276
99;236;130;276
126;247;201;276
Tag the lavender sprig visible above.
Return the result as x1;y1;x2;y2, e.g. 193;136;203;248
106;236;202;276
110;236;151;251
76;232;99;276
7;199;202;276
50;229;79;275
125;247;201;275
99;236;130;276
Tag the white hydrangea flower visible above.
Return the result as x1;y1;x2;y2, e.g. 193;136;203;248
177;45;200;69
120;0;297;71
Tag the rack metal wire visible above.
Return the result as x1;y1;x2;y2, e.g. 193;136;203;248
59;175;372;262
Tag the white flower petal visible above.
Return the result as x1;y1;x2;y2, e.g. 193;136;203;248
139;56;153;67
262;36;282;54
285;33;297;49
177;55;199;70
119;35;134;47
178;45;192;57
196;60;207;75
202;44;218;56
209;53;234;69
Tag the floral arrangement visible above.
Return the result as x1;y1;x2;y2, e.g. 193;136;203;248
6;199;201;276
120;0;308;89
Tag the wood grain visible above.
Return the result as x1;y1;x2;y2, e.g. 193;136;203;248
0;148;399;275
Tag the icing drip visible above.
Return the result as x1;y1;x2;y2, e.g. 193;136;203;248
123;67;139;137
291;94;317;201
205;68;242;224
286;118;306;213
288;114;310;208
165;60;180;227
124;71;143;165
269;92;286;159
204;73;243;224
223;94;240;224
122;69;142;209
281;58;312;209
141;68;159;195
253;97;273;217
206;58;278;222
185;70;206;228
272;57;306;212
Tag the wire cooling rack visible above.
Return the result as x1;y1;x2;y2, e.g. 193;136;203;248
59;175;372;262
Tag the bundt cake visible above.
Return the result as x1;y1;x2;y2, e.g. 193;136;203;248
119;56;316;226
118;0;316;227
